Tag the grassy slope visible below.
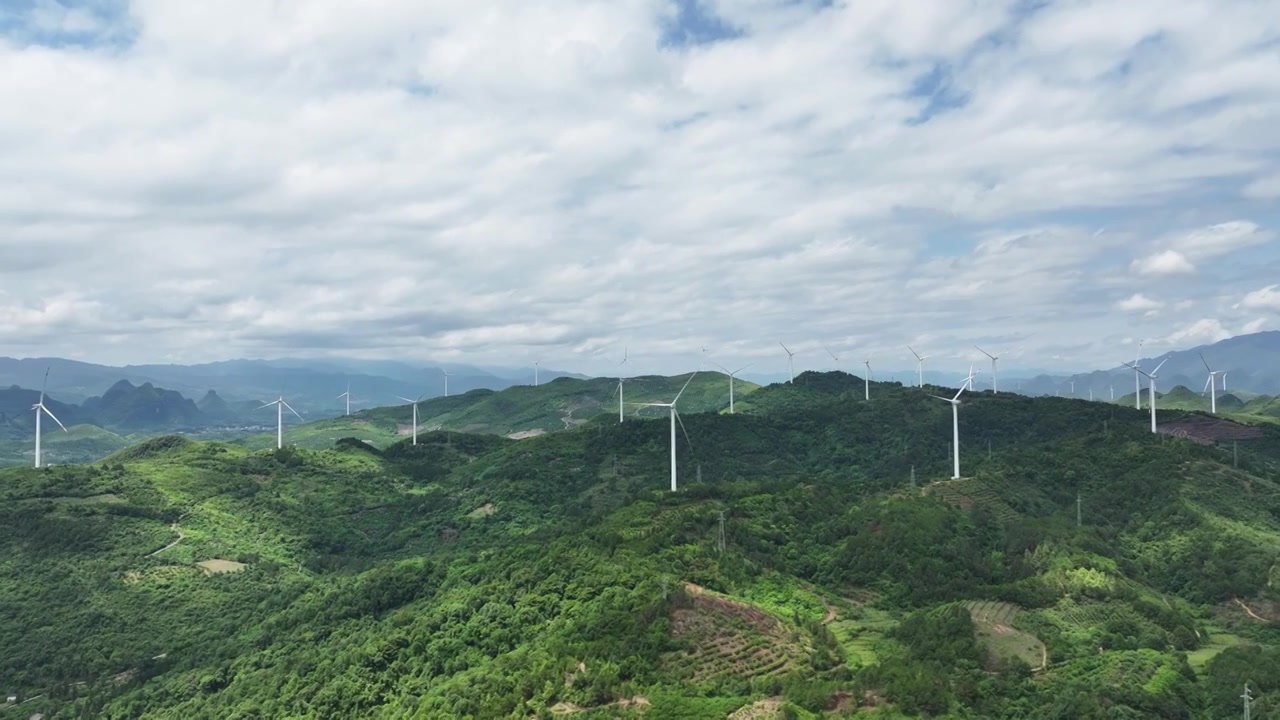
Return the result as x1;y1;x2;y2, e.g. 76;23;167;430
1;371;1278;718
237;372;760;451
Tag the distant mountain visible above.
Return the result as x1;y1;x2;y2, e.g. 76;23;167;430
1015;331;1280;397
80;380;206;431
0;385;84;439
0;357;578;413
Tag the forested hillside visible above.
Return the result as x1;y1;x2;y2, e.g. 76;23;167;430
1;372;1277;719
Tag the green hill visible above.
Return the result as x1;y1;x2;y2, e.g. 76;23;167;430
1;373;1279;718
237;371;760;451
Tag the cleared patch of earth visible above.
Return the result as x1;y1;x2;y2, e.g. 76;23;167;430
467;503;497;519
196;559;247;575
507;429;546;440
966;601;1046;671
729;697;784;719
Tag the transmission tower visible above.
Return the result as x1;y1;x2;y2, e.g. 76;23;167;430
910;465;916;490
717;510;726;554
1076;492;1082;528
1243;683;1253;720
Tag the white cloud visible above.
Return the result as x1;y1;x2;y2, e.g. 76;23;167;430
1131;250;1196;276
1241;285;1280;313
1162;318;1233;346
1243;175;1280;199
1116;294;1165;313
0;0;1278;374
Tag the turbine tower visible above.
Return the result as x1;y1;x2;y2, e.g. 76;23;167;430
396;395;423;445
534;360;541;387
337;382;352;416
31;368;68;468
1133;340;1144;410
975;346;999;393
712;361;751;414
1125;358;1168;434
931;369;977;480
1222;372;1229;393
637;373;698;492
441;369;451;398
258;395;303;449
615;347;630;423
1201;353;1220;414
908;346;929;388
779;342;796;383
863;358;872;400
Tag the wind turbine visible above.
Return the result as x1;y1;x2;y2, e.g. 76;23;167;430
1222;372;1229;393
615;347;630;423
1124;358;1168;434
712;362;750;414
258;395;303;449
825;347;840;372
863;358;872;400
1133;340;1144;410
534;360;541;387
1201;353;1220;414
337;382;352;416
31;368;67;468
637;373;698;492
441;369;451;398
975;346;999;393
908;346;929;388
396;395;423;445
1069;380;1075;396
931;369;977;480
779;342;796;383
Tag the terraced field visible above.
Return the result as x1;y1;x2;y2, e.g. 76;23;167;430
965;600;1046;671
925;478;1021;522
826;594;894;668
663;585;807;683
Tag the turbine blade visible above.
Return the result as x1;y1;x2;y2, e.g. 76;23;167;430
929;394;953;402
281;400;304;420
256;401;277;410
779;341;792;355
1152;358;1168;375
733;363;752;374
1199;352;1211;373
39;366;50;404
675;409;694;451
908;345;920;360
396;396;415;403
711;361;730;374
1203;376;1211;394
42;405;68;432
672;371;699;404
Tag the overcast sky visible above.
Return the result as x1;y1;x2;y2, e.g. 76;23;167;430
1;0;1279;377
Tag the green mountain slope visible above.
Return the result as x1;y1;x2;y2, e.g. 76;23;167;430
1;372;1278;718
237;372;760;451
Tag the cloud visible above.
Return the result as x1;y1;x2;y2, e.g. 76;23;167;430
1241;285;1280;313
1116;294;1164;313
1243;175;1280;199
1131;250;1196;276
0;1;1278;375
1161;318;1233;346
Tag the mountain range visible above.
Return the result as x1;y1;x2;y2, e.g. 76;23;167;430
1;367;1278;718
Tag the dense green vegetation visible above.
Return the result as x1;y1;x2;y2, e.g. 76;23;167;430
1;371;1278;718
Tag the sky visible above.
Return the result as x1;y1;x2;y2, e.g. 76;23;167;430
1;0;1279;378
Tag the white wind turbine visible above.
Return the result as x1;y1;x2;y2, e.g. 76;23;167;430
1222;372;1229;393
908;346;929;388
863;358;872;400
337;382;353;416
441;369;451;397
1124;358;1168;434
615;346;630;423
825;347;840;372
396;395;423;445
779;342;796;383
712;361;751;414
931;368;978;480
31;368;67;468
1132;340;1144;410
636;373;698;492
534;360;541;387
1200;353;1220;414
258;395;303;449
975;346;999;393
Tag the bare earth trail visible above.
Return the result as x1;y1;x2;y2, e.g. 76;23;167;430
147;511;191;558
1233;596;1268;622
